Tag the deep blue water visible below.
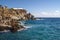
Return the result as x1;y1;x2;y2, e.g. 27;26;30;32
0;18;60;40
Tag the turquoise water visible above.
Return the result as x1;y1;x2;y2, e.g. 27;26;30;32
0;18;60;40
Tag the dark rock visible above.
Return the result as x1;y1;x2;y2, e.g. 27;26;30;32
0;26;5;31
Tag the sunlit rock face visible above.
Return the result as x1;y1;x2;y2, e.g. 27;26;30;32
0;5;35;32
13;8;35;20
0;5;35;20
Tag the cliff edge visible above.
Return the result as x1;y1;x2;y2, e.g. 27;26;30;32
0;5;35;32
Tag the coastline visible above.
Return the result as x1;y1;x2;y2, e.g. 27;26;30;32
0;26;25;33
0;5;35;33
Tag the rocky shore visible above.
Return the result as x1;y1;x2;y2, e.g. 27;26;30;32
0;5;35;32
0;19;25;32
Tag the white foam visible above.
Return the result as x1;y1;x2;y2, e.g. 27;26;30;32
36;19;44;20
17;26;29;31
0;30;10;33
17;28;25;31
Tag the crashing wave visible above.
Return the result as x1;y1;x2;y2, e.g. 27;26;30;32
36;19;44;20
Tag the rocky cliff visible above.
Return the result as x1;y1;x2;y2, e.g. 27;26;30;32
0;5;35;32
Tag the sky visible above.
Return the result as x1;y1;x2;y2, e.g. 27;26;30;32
0;0;60;17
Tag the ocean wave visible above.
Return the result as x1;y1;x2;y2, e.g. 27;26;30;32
36;19;44;20
17;26;32;32
0;26;30;33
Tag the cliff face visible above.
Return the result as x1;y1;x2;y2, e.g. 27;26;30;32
12;8;35;20
0;5;35;32
0;5;35;20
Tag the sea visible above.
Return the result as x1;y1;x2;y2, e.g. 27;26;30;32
0;18;60;40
